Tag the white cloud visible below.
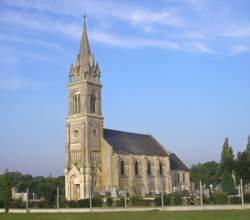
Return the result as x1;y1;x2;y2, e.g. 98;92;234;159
90;31;179;49
191;41;216;54
230;45;249;55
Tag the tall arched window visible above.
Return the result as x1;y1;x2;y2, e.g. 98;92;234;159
134;161;139;176
77;94;81;113
72;93;80;114
90;91;96;113
120;160;125;175
147;162;151;175
159;161;163;176
73;95;77;114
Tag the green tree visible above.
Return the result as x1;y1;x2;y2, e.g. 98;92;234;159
190;161;220;188
0;170;12;213
220;137;235;174
220;138;236;194
235;135;250;183
40;177;57;207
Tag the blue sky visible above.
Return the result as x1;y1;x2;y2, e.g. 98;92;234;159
0;0;249;176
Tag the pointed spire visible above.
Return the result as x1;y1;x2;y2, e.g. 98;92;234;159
79;14;91;66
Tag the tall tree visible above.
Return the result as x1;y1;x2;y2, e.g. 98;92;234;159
0;170;12;213
220;138;236;194
235;134;250;183
221;137;234;174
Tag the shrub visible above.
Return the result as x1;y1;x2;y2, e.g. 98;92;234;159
130;195;143;206
244;193;250;203
78;199;90;208
155;194;172;206
10;200;26;209
115;198;125;207
92;197;103;207
67;200;78;208
106;197;113;207
211;192;228;204
172;192;183;205
154;196;162;206
0;198;4;208
228;196;241;204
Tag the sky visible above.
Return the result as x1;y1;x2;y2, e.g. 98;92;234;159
0;0;249;176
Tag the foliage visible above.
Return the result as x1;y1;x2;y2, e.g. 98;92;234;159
172;192;183;205
106;197;113;207
210;192;228;204
154;194;171;206
235;135;250;183
228;196;241;204
10;200;26;208
78;199;88;208
221;172;237;195
244;193;250;203
0;170;12;212
92;197;103;207
129;195;143;206
115;197;125;207
190;161;220;188
221;138;235;174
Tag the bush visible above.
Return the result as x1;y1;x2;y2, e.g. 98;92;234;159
130;195;143;206
115;198;125;207
211;192;228;204
155;194;171;206
228;196;241;204
92;197;103;207
78;199;90;208
10;200;26;209
106;197;113;207
0;198;4;208
172;192;183;205
67;200;78;208
244;193;250;203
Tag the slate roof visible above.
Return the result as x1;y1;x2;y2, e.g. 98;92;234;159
103;128;168;157
170;153;189;171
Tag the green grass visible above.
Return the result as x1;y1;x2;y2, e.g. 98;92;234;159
0;210;250;220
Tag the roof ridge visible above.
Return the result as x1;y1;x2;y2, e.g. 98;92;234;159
104;128;150;136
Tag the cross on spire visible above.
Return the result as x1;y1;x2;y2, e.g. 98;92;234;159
83;13;87;28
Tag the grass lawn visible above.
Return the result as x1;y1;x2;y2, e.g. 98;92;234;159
0;210;250;220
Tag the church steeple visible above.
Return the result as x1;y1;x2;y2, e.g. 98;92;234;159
79;15;91;66
69;16;100;84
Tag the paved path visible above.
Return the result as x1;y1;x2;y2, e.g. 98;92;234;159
0;204;250;213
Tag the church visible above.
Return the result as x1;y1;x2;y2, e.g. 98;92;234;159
64;18;190;200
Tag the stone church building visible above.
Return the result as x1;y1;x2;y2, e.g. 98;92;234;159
64;19;190;200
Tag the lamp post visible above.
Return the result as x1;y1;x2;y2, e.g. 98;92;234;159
26;188;29;213
240;178;244;205
57;187;60;212
199;181;203;206
124;185;127;209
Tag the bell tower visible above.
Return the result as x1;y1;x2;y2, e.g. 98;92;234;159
65;16;103;200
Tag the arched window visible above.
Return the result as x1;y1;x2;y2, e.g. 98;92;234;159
77;94;81;113
90;91;96;113
73;95;77;114
72;96;75;114
134;161;139;176
120;160;125;175
159;161;163;176
147;162;151;175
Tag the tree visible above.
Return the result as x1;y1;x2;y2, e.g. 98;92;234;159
220;137;235;174
0;170;12;213
220;138;236;194
235;134;250;183
190;161;220;188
